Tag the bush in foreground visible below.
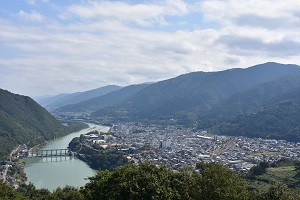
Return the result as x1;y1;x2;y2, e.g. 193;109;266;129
81;162;249;200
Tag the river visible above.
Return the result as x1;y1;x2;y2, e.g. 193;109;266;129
24;123;109;191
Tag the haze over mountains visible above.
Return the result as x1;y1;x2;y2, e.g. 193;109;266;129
93;62;299;118
30;62;300;141
56;84;150;113
35;85;121;109
2;62;300;162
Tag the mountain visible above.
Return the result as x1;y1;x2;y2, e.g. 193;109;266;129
33;93;68;106
209;87;300;141
0;89;88;160
55;84;150;113
36;85;122;109
195;74;300;141
92;62;300;123
201;75;300;121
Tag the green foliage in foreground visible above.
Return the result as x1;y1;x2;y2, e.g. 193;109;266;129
246;158;300;190
0;183;28;200
81;162;249;200
3;162;300;200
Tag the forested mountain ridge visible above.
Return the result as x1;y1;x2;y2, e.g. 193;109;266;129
92;62;300;121
55;83;150;113
0;89;87;160
201;75;300;120
90;62;300;141
208;87;300;141
36;85;122;109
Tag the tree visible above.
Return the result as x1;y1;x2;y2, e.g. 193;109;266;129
17;183;51;200
253;181;295;200
0;183;28;200
51;186;84;200
248;162;269;176
81;162;250;200
81;163;178;200
294;161;300;171
196;162;249;200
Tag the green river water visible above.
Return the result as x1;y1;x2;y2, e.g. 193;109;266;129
24;123;109;191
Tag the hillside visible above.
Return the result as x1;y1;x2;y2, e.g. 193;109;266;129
209;87;300;141
36;85;122;109
206;75;300;118
245;158;300;190
89;62;300;142
55;84;150;113
92;62;300;123
33;93;68;106
0;89;88;160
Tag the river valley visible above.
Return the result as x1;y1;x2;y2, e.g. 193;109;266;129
24;124;109;191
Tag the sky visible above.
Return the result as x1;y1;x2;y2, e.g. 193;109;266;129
1;0;300;96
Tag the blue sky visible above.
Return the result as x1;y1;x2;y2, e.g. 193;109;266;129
1;0;300;96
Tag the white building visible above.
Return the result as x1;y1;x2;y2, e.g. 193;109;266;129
161;139;171;148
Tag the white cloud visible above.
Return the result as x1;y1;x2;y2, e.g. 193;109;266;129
25;0;36;5
201;0;300;24
199;0;300;59
18;10;43;22
25;0;48;5
2;0;300;96
67;0;189;26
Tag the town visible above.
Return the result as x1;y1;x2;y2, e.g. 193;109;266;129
78;120;300;172
2;119;300;189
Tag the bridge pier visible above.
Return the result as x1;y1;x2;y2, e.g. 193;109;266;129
27;149;70;158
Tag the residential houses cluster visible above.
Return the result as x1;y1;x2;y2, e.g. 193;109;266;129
83;122;300;172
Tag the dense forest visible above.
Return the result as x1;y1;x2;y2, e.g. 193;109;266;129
204;87;300;142
0;89;88;160
92;63;300;121
2;162;300;200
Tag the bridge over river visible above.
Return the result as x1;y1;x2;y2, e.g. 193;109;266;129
27;149;73;158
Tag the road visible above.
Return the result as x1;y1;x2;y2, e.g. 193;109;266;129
213;139;236;156
2;146;20;183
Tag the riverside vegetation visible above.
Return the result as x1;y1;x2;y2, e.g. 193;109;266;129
2;162;300;200
68;134;128;171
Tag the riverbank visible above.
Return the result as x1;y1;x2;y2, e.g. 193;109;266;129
0;123;91;189
0;145;27;189
1;123;111;191
68;127;128;171
23;124;106;191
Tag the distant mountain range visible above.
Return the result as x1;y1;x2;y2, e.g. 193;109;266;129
90;62;300;142
207;85;300;141
55;84;150;113
34;62;300;142
35;85;122;109
92;62;300;118
0;89;87;160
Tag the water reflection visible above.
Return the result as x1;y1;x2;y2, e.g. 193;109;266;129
24;124;104;191
26;156;75;163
